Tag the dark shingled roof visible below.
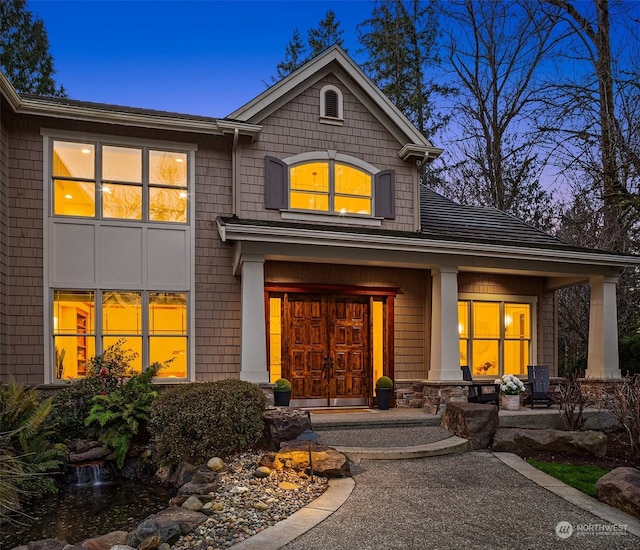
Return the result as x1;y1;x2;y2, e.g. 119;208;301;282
420;186;569;248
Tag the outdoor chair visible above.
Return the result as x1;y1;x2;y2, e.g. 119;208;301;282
523;365;555;408
461;365;500;408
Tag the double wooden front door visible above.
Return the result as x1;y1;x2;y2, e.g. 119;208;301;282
283;294;370;407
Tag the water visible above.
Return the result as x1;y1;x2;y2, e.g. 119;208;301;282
0;479;174;548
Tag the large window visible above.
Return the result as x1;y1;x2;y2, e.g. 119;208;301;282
289;161;372;215
52;140;188;223
53;290;188;380
458;299;533;378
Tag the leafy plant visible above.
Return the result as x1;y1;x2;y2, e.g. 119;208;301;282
0;381;65;505
85;337;137;379
149;379;267;468
84;362;163;469
528;459;610;498
376;376;393;389
274;378;291;391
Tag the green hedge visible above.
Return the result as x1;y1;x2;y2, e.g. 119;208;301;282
149;379;267;468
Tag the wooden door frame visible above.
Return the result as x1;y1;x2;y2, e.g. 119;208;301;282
265;283;397;404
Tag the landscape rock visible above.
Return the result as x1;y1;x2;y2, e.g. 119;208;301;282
254;466;271;478
68;446;111;463
181;495;204;511
138;535;162;550
441;402;498;449
153;462;198;488
596;467;640;519
277;440;351;477
131;508;207;543
177;478;219;496
206;457;225;472
80;531;128;550
263;408;312;451
107;546;135;550
491;428;607;457
25;540;68;550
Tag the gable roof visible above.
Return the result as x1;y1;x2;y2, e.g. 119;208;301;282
227;45;442;163
420;186;568;248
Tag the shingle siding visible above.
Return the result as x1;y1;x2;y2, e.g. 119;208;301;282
0;103;8;380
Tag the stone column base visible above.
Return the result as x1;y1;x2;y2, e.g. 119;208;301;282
421;382;471;415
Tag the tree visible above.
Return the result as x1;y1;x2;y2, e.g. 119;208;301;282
272;11;347;82
0;0;65;96
433;0;559;229
358;0;451;140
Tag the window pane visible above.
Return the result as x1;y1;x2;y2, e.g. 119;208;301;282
290;162;329;192
54;335;95;379
151;337;187;378
103;292;142;334
149;293;187;334
53;290;94;334
458;301;469;338
53;141;94;179
149;150;187;186
149;187;187;222
473;302;500;338
103;336;142;373
505;340;529;376
335;164;371;196
334;196;371;215
54;180;95;217
103;146;142;183
505;303;531;339
459;339;468;366
471;340;499;377
290;191;329;211
102;184;142;219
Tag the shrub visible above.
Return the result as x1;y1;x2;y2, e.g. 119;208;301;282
376;376;393;389
85;363;163;468
274;378;291;391
556;373;593;431
619;334;640;377
149;379;267;468
606;376;640;457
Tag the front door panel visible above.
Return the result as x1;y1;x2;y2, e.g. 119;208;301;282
283;294;370;407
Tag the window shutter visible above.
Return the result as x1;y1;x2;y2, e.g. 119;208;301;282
324;90;339;118
265;156;288;210
374;170;395;219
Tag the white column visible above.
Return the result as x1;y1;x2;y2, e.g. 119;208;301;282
587;276;620;379
239;254;268;383
428;266;463;382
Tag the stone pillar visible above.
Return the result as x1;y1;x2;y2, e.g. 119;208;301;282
428;266;463;382
240;255;268;383
587;275;620;379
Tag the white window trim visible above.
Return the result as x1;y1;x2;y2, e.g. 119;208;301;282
319;84;344;124
458;293;538;377
42;130;196;383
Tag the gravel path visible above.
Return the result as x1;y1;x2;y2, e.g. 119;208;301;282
283;451;640;550
317;426;452;447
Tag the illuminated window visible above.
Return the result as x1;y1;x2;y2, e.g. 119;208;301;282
52;140;188;223
53;289;188;380
458;300;532;377
289;161;372;215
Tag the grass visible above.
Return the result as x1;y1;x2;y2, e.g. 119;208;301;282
528;458;611;498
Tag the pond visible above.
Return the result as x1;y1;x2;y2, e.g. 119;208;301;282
1;479;174;548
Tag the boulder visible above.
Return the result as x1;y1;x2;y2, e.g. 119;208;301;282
441;402;498;449
206;457;225;472
596;467;640;519
138;536;162;550
276;440;351;477
177;469;219;496
25;540;68;550
68;446;111;463
81;531;128;550
262;408;312;451
153;462;198;488
181;496;204;511
491;428;607;457
129;508;207;545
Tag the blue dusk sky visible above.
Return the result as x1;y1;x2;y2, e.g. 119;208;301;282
29;0;372;117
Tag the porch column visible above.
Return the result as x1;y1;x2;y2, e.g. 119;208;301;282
587;275;620;379
239;254;268;383
428;266;463;382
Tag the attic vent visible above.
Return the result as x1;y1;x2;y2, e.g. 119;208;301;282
324;90;339;118
320;85;343;124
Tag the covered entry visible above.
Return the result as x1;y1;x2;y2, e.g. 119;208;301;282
266;285;395;407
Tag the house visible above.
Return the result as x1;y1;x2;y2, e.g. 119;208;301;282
1;46;637;408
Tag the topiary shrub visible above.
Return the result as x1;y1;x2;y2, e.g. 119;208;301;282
376;376;393;389
149;379;267;468
274;378;291;391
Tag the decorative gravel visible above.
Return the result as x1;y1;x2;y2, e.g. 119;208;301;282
171;451;328;549
317;425;452;447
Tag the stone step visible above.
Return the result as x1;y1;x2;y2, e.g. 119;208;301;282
333;435;470;460
311;415;441;431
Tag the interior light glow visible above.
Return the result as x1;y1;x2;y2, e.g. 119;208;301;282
64;194;73;199
102;186;111;194
504;315;512;328
179;192;187;198
458;323;464;334
175;158;184;163
339;208;347;214
81;148;91;154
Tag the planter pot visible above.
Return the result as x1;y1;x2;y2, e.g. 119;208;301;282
273;390;291;407
501;394;521;411
376;388;393;410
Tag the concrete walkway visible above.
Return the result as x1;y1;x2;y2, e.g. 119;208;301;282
238;407;640;550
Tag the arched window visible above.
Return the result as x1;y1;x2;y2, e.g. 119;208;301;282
320;85;343;121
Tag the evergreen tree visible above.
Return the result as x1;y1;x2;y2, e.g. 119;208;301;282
308;10;345;57
0;0;65;96
275;28;308;80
